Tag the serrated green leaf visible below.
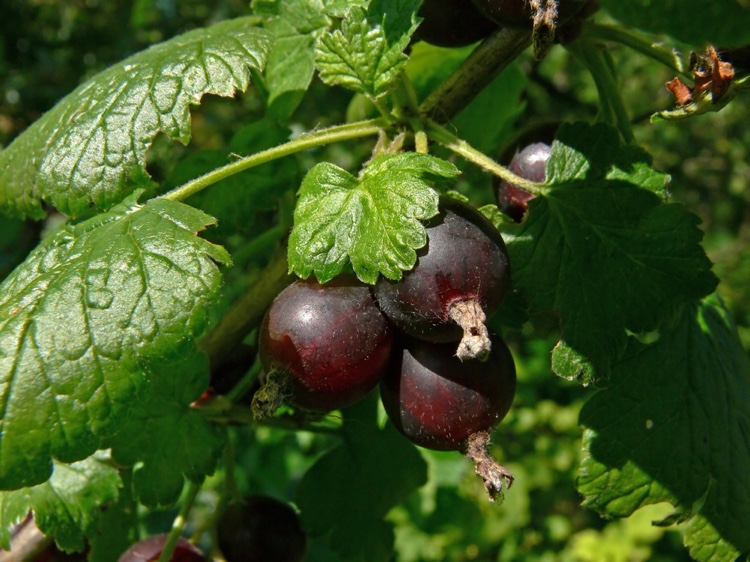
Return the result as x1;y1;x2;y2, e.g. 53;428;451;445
0;18;273;220
287;152;458;284
0;194;229;490
258;0;331;121
315;3;419;98
106;349;224;508
0;454;120;552
598;0;750;48
578;294;750;561
500;123;717;383
296;421;428;562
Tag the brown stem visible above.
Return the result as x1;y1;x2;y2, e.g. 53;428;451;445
419;27;531;122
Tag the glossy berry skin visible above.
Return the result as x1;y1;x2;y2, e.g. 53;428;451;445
414;0;498;47
218;496;307;562
374;198;510;342
117;535;205;562
471;0;587;28
497;142;551;222
260;276;394;412
380;335;516;451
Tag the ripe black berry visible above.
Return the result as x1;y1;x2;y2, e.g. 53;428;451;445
257;276;394;413
117;534;205;562
414;0;498;48
374;198;510;360
380;335;516;451
497;142;551;221
218;496;307;562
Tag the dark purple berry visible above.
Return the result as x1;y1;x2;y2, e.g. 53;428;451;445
117;535;205;562
497;142;551;222
380;335;516;451
415;0;498;48
374;198;510;360
218;496;307;562
471;0;588;28
259;276;394;412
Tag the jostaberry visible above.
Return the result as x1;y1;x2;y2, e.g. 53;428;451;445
117;534;205;562
218;496;307;562
497;141;551;221
380;335;516;451
257;276;394;413
471;0;588;28
374;198;510;360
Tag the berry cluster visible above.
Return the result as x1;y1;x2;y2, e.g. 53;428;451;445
255;197;517;500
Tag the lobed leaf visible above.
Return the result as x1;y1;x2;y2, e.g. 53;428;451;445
500;123;717;383
0;17;273;219
0;454;121;552
578;294;750;561
296;420;428;561
287;152;459;284
106;349;224;508
0;194;229;490
314;2;420;99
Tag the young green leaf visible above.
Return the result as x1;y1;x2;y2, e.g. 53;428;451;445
0;454;120;553
0;194;230;490
578;294;750;562
314;2;420;99
105;349;224;508
500;123;717;383
296;421;428;561
0;17;273;220
287;152;459;284
255;0;332;121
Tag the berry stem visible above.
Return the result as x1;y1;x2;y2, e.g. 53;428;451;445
156;481;202;562
426;120;547;195
463;430;514;503
579;22;687;77
159;118;388;202
449;299;491;361
567;39;635;143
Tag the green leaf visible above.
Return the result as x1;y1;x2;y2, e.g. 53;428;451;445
0;194;229;490
0;17;273;219
296;419;428;561
598;0;750;47
257;0;331;121
0;454;121;552
314;2;420;99
578;294;750;562
500;123;717;383
287;152;459;284
106;349;224;508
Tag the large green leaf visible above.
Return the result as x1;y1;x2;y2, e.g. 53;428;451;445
0;17;273;219
578;294;750;561
500;123;718;383
0;194;229;490
287;152;459;284
0;454;121;552
106;349;225;508
296;406;428;562
599;0;750;47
